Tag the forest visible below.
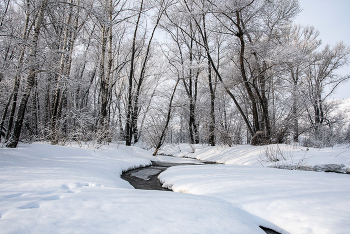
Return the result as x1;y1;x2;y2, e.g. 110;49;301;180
1;0;350;149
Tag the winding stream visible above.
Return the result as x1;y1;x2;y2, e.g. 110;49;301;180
121;157;280;234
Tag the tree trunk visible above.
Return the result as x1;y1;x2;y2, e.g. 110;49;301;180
51;0;73;144
292;69;299;142
208;59;215;146
6;0;48;148
258;62;271;137
4;0;31;141
236;15;260;134
202;14;215;146
99;0;113;142
131;3;164;144
126;0;143;146
0;93;13;141
186;7;255;137
153;79;180;156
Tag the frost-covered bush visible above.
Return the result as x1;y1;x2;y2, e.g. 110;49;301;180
258;144;307;169
300;100;348;148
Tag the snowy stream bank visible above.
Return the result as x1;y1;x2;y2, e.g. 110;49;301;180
121;157;281;234
1;144;268;234
1;143;349;234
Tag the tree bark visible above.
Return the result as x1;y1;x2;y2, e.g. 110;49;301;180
99;0;113;142
0;93;12;141
126;0;143;146
202;14;215;146
131;2;165;144
4;0;31;141
51;0;74;144
153;78;180;156
236;11;259;134
6;0;48;148
291;68;299;142
208;59;215;146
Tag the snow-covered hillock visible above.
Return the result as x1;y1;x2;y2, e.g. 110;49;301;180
159;163;350;234
158;143;350;173
0;143;264;234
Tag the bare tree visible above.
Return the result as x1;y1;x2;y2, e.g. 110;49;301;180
7;0;49;148
153;78;180;155
303;43;350;134
125;0;144;146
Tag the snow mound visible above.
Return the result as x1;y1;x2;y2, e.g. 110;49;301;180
0;143;263;234
159;143;350;173
159;164;350;234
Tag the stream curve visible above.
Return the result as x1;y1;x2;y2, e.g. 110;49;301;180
121;158;280;234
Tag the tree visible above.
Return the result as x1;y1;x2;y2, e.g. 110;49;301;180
125;0;144;146
303;43;350;137
131;0;168;144
7;0;49;148
283;25;321;142
153;78;180;155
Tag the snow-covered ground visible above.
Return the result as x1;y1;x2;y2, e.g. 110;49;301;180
1;142;349;234
0;143;264;234
159;164;350;234
158;143;350;173
156;143;350;234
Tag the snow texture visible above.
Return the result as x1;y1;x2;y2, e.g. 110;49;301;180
158;143;350;173
159;164;350;234
157;143;350;233
131;168;162;180
0;143;263;234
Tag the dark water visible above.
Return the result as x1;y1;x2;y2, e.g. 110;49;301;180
121;160;281;234
121;161;196;190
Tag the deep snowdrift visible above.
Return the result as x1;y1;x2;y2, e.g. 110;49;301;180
0;143;263;234
158;143;350;173
157;143;350;234
2;142;349;234
159;164;350;234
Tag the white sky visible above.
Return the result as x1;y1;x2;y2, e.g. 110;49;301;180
294;0;350;99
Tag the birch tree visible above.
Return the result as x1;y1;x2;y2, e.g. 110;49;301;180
7;0;48;148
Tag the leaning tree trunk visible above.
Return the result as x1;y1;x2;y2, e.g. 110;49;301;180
97;24;108;140
192;10;255;137
125;0;143;146
237;26;259;133
153;78;180;156
3;0;31;141
131;2;165;144
6;0;48;148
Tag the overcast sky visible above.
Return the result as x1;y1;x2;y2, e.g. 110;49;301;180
294;0;350;99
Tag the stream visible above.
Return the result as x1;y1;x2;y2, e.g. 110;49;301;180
121;157;280;234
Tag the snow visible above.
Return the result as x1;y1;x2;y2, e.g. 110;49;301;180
2;142;350;234
158;143;350;173
0;143;263;234
157;143;350;233
159;164;350;234
131;168;162;180
154;154;204;164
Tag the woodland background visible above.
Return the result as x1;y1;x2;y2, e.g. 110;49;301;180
1;0;350;150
